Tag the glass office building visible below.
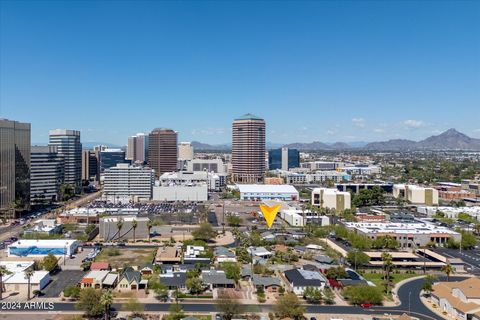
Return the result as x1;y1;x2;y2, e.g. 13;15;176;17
268;148;300;170
99;149;129;173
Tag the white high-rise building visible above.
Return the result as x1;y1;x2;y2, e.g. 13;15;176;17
49;129;82;192
178;142;194;161
30;146;65;204
103;163;155;202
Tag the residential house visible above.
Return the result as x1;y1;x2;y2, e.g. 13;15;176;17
247;246;273;259
117;268;146;291
90;262;110;271
431;277;480;320
155;246;182;264
80;270;110;289
159;272;187;290
201;270;235;290
284;268;328;295
252;275;282;293
214;247;237;263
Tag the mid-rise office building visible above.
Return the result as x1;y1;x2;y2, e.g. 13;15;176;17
103;163;155;202
393;184;439;206
159;170;225;191
49;129;82;191
284;171;351;185
268;148;300;171
186;158;226;174
82;150;100;182
311;188;351;211
231;114;266;183
127;133;148;163
148;128;178;178
99;149;128;173
0;119;31;216
30;146;64;204
178;142;194;161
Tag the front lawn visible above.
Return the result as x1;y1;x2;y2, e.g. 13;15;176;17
361;272;420;287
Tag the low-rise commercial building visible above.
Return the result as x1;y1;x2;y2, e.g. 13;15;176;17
99;216;150;241
284;171;351;185
336;183;394;194
7;239;79;257
343;221;461;247
393;184;439;205
311;188;351;211
23;219;63;235
237;184;299;201
153;184;208;202
417;206;480;220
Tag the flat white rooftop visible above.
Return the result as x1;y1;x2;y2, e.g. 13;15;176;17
4;271;50;284
344;222;460;235
9;239;78;247
237;184;298;194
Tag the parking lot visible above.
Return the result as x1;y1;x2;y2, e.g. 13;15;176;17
42;270;85;297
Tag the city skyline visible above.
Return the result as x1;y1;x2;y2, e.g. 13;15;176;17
1;1;479;145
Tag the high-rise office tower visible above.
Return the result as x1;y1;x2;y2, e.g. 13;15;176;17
49;129;82;192
268;147;300;171
0;119;31;217
30;146;65;204
82;150;99;182
178;142;194;161
231;113;266;183
127;133;148;163
148;128;178;178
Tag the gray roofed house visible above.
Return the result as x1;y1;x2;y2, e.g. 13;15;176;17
159;264;196;274
261;231;275;241
214;246;235;258
201;270;235;289
284;268;327;295
117;267;144;291
252;275;282;292
159;272;187;290
241;266;252;279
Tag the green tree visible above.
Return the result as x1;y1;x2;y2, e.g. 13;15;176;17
149;277;169;301
221;262;241;284
63;285;81;299
274;292;305;320
381;252;394;295
442;264;454;282
342;285;383;305
461;231;477;249
227;215;242;227
76;288;103;317
216;292;241;320
303;286;323;304
346;251;370;270
0;266;12;300
24;268;34;300
116;218;124;241
100;289;114;320
132;219;138;242
326;266;348;280
186;277;204;295
323;287;335;305
192;222;216;242
42;253;59;272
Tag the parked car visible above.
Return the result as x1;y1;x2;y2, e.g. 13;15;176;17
360;303;373;309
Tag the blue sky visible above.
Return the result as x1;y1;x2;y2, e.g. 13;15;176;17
1;0;479;145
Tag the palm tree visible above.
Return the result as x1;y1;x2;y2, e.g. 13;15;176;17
132;219;138;243
116;218;124;242
24;268;34;300
381;252;393;294
100;289;114;320
0;266;12;300
442;264;454;282
147;220;154;242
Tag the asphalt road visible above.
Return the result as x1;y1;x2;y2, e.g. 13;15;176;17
6;276;468;319
435;247;480;274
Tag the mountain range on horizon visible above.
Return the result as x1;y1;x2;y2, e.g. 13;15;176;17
192;129;480;151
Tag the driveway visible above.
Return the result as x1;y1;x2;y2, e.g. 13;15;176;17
42;270;85;297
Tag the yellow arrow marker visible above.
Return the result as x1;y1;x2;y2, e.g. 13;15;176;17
260;204;281;229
